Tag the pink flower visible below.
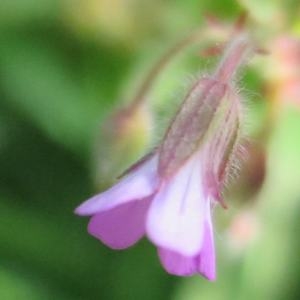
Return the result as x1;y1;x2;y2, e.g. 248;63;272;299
75;33;253;280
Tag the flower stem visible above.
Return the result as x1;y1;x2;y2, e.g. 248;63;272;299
127;29;205;113
214;33;252;83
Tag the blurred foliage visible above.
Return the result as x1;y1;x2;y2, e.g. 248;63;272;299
1;0;300;299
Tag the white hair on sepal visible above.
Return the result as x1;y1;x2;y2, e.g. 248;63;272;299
222;122;249;193
150;67;213;146
223;79;261;189
221;90;249;192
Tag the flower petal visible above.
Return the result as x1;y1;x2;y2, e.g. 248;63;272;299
146;155;207;256
158;248;197;276
197;211;216;280
158;206;216;279
88;198;151;249
75;154;158;216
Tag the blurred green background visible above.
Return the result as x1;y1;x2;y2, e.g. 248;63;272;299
1;0;300;299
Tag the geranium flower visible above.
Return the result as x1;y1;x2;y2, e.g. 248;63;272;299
75;33;253;280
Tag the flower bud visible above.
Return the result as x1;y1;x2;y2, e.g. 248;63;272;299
93;104;152;187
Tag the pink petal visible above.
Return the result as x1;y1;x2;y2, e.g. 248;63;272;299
158;248;197;276
146;154;207;256
75;154;158;216
158;220;216;279
88;197;152;249
197;218;216;281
